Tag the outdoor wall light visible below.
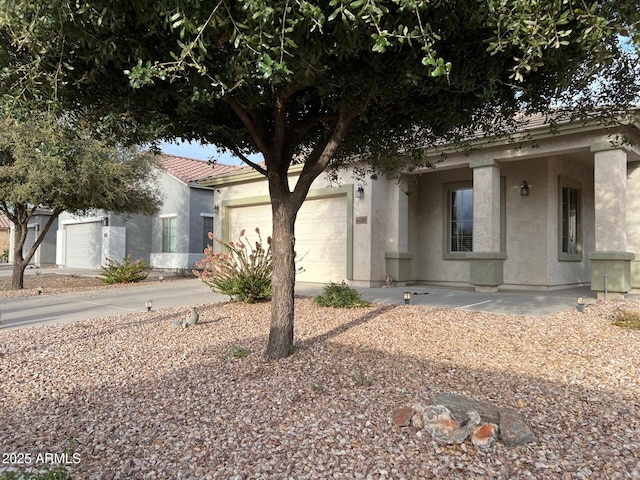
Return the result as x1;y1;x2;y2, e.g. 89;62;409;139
146;299;153;312
576;296;585;313
356;186;365;199
520;181;530;196
213;205;220;215
403;291;411;305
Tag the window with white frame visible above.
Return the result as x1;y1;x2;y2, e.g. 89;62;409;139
559;180;581;260
162;217;177;253
447;184;473;254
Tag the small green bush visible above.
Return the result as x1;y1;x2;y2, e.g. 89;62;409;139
195;228;272;303
314;281;370;308
99;254;152;284
230;345;251;359
351;369;375;387
611;308;640;329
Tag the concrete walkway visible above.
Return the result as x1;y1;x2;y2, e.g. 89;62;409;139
0;266;612;330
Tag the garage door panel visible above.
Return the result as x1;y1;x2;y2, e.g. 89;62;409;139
228;196;347;283
65;222;102;268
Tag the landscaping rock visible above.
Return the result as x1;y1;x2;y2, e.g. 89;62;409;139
471;423;499;451
428;392;501;424
499;407;537;447
417;404;481;444
398;393;536;450
391;407;414;428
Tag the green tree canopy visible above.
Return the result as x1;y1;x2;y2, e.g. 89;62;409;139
0;112;162;289
1;0;639;356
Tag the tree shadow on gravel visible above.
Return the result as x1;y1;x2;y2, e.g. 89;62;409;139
2;317;639;480
302;304;397;347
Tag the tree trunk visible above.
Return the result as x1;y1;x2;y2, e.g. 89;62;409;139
265;197;298;359
10;221;27;290
11;258;26;290
7;206;60;290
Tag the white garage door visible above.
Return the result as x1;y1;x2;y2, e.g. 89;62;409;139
228;196;348;283
65;222;103;268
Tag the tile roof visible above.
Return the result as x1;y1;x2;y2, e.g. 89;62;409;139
160;154;238;184
0;214;12;229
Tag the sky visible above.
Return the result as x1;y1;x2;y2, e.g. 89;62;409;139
157;140;257;166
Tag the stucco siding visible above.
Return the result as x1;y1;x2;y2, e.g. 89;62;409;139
626;163;640;287
501;158;550;287
188;187;215;254
153;173;191;254
125;214;152;263
415;168;473;285
547;153;594;287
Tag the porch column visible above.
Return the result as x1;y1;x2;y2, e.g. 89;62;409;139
588;145;635;300
385;179;413;285
467;159;506;293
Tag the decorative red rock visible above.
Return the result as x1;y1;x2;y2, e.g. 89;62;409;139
391;407;415;428
471;423;499;451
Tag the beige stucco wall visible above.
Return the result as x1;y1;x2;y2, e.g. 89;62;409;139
500;158;550;287
414;168;473;286
410;152;595;289
626;163;640;287
546;154;595;287
214;165;388;285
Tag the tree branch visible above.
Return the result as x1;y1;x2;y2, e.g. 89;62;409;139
273;85;301;167
292;103;362;207
230;147;268;176
223;95;271;163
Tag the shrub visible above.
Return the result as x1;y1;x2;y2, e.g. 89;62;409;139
99;254;152;284
611;308;640;329
314;281;370;308
351;369;375;387
195;228;272;303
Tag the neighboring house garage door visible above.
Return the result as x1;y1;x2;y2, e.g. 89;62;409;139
65;222;103;268
228;195;348;283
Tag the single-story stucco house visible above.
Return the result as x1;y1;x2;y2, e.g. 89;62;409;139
201;113;640;300
55;155;236;270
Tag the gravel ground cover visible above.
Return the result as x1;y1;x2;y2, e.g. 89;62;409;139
0;274;106;298
0;292;639;479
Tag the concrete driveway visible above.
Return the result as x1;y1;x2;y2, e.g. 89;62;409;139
0;265;609;330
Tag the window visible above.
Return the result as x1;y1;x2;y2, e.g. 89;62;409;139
560;180;581;260
448;185;473;254
162;217;176;253
202;216;213;251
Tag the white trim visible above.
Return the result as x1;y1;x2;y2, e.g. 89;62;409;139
159;213;178;219
200;213;214;217
60;218;103;226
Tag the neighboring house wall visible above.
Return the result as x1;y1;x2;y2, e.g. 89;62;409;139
149;170;215;269
8;214;58;266
0;229;10;260
56;211;151;268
